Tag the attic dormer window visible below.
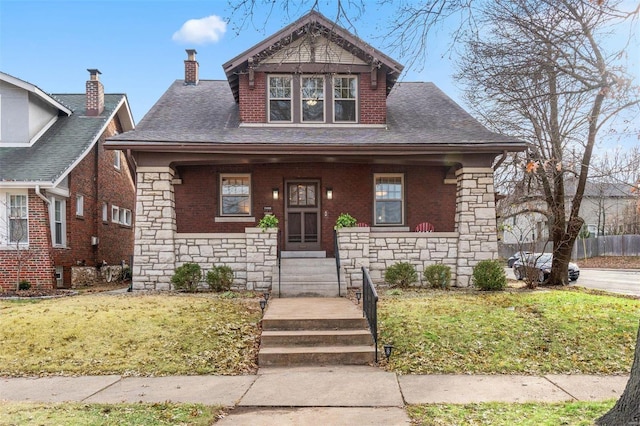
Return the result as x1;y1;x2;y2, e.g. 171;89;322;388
268;76;292;122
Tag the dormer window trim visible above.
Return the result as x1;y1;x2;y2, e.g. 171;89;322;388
268;75;293;123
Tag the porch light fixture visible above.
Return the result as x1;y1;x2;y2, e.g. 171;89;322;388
272;188;279;200
259;298;267;315
355;290;362;304
383;344;394;360
326;187;333;200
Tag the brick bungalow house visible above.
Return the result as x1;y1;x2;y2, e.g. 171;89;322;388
0;70;136;290
108;11;526;292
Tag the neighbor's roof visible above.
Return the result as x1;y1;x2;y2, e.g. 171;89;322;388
0;71;72;116
0;94;130;184
108;79;525;151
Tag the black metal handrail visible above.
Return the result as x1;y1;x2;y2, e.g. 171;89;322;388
333;228;341;297
277;229;282;298
361;266;379;363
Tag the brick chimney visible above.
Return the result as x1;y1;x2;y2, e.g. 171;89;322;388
86;69;104;116
184;49;199;85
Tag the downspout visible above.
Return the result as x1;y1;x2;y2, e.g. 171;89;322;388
493;150;508;171
35;185;51;205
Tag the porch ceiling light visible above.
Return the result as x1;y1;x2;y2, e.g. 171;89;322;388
272;188;279;200
326;187;333;200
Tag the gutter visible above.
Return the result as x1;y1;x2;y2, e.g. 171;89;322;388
35;185;51;205
493;150;508;170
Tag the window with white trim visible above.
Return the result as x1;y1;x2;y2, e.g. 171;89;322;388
112;205;120;223
374;174;404;226
268;76;292;122
76;194;84;216
301;76;324;122
220;174;251;216
51;197;66;246
333;76;357;122
8;194;28;244
102;202;108;222
114;150;121;170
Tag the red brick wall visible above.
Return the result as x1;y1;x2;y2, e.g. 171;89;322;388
174;163;456;254
238;71;387;124
0;190;55;290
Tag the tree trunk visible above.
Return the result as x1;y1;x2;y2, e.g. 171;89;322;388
597;321;640;425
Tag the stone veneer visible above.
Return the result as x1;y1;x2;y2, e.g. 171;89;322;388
133;166;277;291
337;228;459;287
454;167;499;286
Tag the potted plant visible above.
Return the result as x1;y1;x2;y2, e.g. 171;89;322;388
334;213;357;229
258;213;279;231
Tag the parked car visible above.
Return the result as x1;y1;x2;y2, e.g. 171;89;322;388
513;253;580;282
507;251;531;268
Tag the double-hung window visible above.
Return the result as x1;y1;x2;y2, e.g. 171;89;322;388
374;174;404;226
301;76;324;122
114;150;121;170
76;194;84;216
268;76;292;122
51;197;66;246
8;194;28;244
220;174;251;216
333;76;357;122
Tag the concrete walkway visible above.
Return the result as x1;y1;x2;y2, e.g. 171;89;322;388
1;368;627;424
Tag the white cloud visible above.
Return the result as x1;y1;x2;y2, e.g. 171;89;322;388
172;15;227;44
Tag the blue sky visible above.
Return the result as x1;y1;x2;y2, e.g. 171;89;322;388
0;0;637;150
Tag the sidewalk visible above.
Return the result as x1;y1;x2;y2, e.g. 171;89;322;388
1;367;627;425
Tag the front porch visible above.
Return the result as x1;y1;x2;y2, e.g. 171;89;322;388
132;166;498;291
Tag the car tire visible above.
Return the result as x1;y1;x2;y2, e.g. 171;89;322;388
514;267;522;280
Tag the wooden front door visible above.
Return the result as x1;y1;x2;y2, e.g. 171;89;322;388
285;181;321;251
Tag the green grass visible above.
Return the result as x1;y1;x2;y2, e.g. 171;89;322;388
407;400;615;425
379;289;640;374
0;402;222;425
0;293;262;376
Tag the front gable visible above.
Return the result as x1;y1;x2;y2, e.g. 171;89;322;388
223;11;403;126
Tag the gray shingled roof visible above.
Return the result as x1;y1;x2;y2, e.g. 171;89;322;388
109;80;523;149
0;94;125;183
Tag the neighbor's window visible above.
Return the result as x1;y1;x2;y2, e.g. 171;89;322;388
8;194;28;244
112;205;120;223
334;76;357;122
52;197;66;246
102;202;108;222
301;76;324;122
114;150;121;170
76;194;84;216
268;76;292;122
374;174;404;226
220;174;251;216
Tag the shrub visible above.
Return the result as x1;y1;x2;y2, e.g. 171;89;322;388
472;259;507;291
334;213;357;229
171;263;202;292
258;214;278;231
18;280;31;291
424;264;452;289
206;265;234;292
384;262;418;288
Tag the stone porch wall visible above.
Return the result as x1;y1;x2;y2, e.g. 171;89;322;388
337;228;459;287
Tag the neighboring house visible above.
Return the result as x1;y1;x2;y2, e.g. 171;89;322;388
0;70;136;290
108;11;526;291
498;177;639;245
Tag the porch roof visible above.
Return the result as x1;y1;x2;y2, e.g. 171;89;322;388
107;80;526;154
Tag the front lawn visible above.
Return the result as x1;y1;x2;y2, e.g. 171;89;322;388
379;288;640;374
0;293;262;376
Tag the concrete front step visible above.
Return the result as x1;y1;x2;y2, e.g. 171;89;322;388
258;345;376;366
261;329;373;347
259;298;374;367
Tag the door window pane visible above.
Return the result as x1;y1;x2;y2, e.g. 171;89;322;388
288;183;317;207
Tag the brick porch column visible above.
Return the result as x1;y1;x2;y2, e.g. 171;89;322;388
455;167;499;287
132;167;176;291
